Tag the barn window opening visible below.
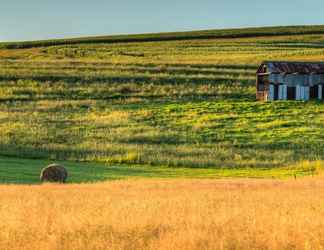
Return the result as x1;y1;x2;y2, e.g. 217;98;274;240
287;86;296;100
310;85;319;99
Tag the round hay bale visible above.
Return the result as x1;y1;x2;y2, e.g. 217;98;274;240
40;164;68;183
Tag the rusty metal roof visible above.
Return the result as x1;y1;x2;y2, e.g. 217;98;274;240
258;61;324;74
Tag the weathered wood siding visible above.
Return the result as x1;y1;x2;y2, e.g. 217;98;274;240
268;85;274;101
319;85;323;100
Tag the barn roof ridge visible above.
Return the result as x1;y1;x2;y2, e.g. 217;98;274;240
262;60;324;64
258;61;324;74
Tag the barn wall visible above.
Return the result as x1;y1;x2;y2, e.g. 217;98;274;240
302;86;310;101
268;73;324;86
263;73;324;101
296;85;302;100
268;85;274;101
257;62;324;101
265;83;317;101
256;73;269;101
319;85;323;100
278;85;287;100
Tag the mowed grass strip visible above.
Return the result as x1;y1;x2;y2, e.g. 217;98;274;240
3;33;324;64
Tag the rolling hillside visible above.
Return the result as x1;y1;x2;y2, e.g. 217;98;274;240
2;25;324;49
0;25;324;183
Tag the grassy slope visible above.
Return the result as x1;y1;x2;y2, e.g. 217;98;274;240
0;25;324;183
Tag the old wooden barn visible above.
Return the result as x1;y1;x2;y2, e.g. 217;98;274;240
256;61;324;101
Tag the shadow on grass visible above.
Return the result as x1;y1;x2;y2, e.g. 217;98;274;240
0;156;165;184
0;155;316;185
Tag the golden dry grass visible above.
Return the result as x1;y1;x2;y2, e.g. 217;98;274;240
1;178;324;250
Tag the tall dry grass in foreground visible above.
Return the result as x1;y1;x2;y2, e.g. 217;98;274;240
2;179;324;250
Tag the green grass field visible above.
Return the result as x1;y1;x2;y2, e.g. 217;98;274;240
1;25;324;183
0;156;319;184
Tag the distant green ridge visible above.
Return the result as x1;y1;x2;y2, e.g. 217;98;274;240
1;25;324;49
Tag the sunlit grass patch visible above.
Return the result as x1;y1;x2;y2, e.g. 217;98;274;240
2;176;324;249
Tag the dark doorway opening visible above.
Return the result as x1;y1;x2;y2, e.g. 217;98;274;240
287;86;296;100
310;85;319;99
274;85;279;100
